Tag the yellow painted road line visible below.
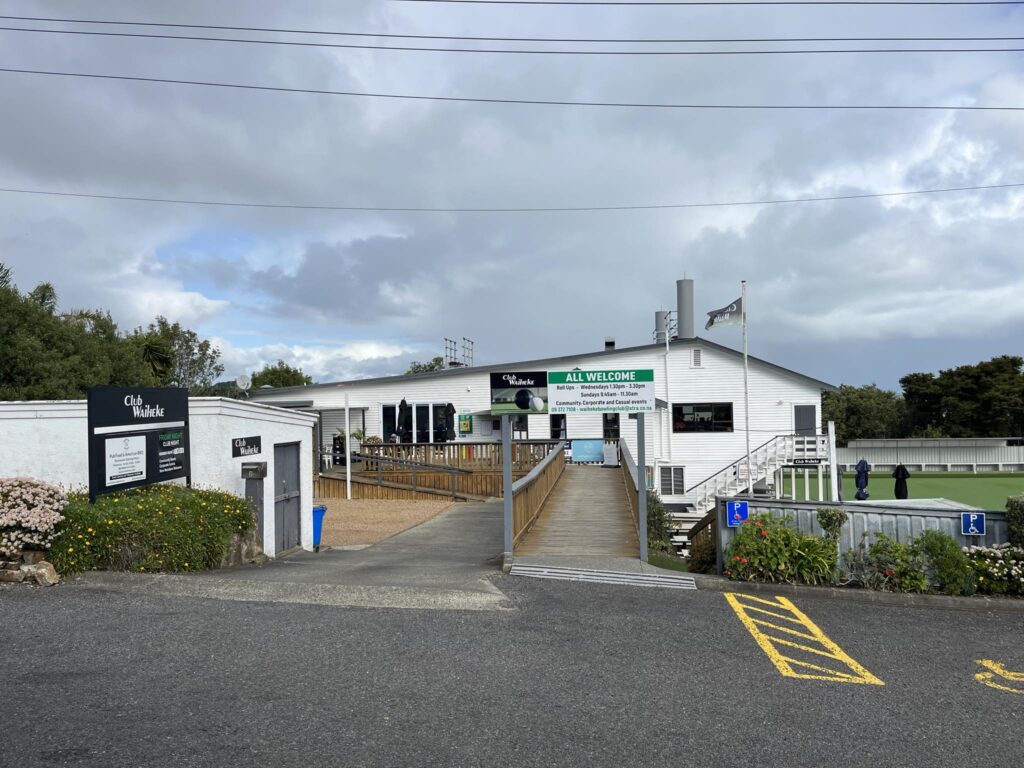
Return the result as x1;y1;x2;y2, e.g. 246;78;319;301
976;659;1024;694
725;592;884;685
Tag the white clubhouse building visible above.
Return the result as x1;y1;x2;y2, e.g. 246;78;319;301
251;281;835;518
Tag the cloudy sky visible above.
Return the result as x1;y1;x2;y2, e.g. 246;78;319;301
1;0;1022;389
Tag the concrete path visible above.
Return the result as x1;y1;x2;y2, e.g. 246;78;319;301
516;464;639;557
77;501;510;611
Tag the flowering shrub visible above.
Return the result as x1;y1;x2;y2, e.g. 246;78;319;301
0;477;68;557
964;544;1024;596
842;533;930;593
725;513;837;585
48;484;254;575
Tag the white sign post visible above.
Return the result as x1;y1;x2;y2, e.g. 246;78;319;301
548;369;656;414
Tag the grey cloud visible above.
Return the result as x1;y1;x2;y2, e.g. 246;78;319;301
1;0;1021;385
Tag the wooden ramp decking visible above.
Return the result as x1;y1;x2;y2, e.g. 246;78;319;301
515;464;640;557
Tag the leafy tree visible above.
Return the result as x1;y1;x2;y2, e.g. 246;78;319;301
901;356;1024;438
251;360;313;388
405;356;445;375
27;282;58;314
0;273;154;399
822;384;906;446
135;317;224;393
900;371;946;437
0;262;13;290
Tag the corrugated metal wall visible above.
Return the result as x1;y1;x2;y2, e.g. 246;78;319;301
837;443;1024;471
718;498;1009;554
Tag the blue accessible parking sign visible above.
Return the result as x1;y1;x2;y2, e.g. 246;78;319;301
727;500;749;528
961;512;986;537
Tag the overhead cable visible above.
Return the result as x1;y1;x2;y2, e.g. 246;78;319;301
1;67;1021;111
395;0;1024;6
1;25;1022;54
0;182;1020;214
1;15;1020;44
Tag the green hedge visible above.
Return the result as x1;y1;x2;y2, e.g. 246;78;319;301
1007;494;1024;548
48;485;254;575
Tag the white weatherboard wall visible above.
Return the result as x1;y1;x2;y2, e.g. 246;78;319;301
252;338;829;502
0;398;316;558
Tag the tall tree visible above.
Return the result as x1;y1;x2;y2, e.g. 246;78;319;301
252;360;313;388
134;317;224;394
901;356;1024;438
405;356;445;375
0;272;154;400
822;384;906;446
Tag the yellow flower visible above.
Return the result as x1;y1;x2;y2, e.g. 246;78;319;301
107;519;114;524
68;547;74;553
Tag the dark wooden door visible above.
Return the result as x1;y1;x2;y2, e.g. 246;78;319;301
274;443;301;552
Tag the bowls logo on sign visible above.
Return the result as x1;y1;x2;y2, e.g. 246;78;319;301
489;371;549;415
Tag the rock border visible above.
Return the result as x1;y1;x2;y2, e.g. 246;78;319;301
1;556;61;586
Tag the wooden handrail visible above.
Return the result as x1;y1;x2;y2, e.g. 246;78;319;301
511;441;567;545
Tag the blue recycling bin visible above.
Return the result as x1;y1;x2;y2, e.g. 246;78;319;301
312;504;327;552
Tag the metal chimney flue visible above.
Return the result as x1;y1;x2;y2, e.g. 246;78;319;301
676;278;695;339
654;311;669;344
604;337;616;351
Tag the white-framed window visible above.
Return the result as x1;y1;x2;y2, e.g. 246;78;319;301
660;466;685;495
381;402;452;443
691;348;703;368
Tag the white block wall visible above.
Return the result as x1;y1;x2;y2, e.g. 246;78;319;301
0;398;316;558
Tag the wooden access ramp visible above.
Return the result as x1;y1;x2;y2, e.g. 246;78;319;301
515;464;640;557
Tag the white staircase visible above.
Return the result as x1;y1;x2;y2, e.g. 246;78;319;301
668;434;830;537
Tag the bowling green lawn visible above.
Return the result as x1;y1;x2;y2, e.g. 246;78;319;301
783;471;1024;510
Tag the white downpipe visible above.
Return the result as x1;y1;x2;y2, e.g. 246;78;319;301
345;392;352;500
827;420;839;501
742;280;752;493
663;331;672;463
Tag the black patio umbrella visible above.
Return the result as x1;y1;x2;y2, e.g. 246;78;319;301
397;399;412;442
444;403;456;441
892;464;911;500
854;458;871;501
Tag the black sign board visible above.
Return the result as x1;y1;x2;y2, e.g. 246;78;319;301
87;387;191;502
232;436;262;458
789;458;823;466
489;371;548;416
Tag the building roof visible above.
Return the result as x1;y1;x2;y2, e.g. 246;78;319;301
250;336;837;399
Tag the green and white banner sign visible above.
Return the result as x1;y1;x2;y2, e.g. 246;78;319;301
548;369;656;414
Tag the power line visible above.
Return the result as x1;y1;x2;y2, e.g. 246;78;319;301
2;15;1021;44
2;67;1022;110
0;182;1020;213
396;0;1024;5
3;25;1023;54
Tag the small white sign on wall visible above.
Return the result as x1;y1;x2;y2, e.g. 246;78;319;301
105;435;146;486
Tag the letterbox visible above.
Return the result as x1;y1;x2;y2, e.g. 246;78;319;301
241;461;267;479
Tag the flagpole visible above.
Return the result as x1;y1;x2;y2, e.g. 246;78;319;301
742;280;752;495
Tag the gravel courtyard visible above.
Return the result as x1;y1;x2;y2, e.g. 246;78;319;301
315;498;453;547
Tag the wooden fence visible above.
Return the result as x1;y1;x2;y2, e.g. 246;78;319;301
358;440;561;472
314;474;466;501
511;441;567;545
619;439;641;536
